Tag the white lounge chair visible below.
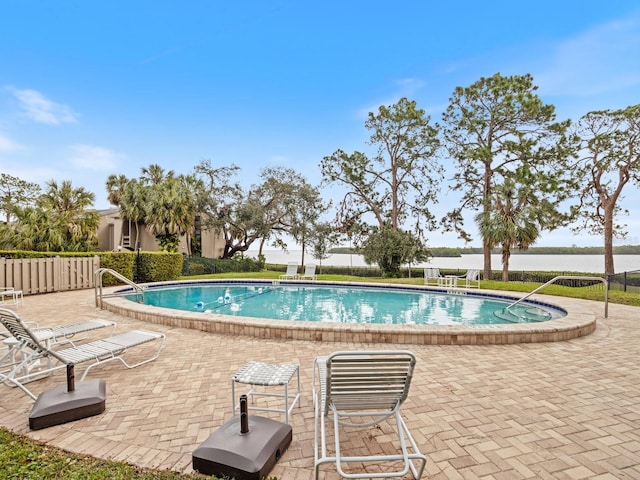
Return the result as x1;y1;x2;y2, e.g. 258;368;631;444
2;318;117;367
299;264;317;280
455;269;480;288
313;350;427;479
279;262;299;280
0;307;165;400
2;318;116;344
423;267;443;286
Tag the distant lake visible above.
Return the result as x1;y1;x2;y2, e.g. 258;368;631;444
254;250;640;274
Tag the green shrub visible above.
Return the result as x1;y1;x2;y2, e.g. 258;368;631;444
189;263;205;276
182;255;263;276
97;251;183;283
136;252;183;282
95;252;136;285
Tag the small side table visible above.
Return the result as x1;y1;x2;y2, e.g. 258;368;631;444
0;288;23;306
231;361;300;424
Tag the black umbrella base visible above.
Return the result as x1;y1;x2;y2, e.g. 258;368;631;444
192;414;292;480
29;379;106;430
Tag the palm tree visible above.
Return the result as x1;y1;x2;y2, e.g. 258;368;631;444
9;180;98;252
177;174;204;254
38;180;99;251
143;175;197;252
12;207;61;251
106;166;201;252
106;174;130;207
119;180;145;249
475;178;542;282
140;164;174;186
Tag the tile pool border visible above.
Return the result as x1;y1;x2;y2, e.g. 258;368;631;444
98;279;599;345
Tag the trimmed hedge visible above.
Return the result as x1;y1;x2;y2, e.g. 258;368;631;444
95;251;183;284
182;256;263;276
135;252;183;282
97;252;136;284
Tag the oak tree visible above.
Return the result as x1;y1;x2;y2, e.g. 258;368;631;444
573;104;640;275
321;97;441;275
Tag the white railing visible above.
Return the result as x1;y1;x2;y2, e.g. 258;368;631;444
94;268;144;308
506;275;609;318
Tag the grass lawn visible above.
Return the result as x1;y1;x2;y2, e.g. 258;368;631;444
1;270;634;479
0;427;212;480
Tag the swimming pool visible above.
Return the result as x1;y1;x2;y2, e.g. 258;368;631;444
100;279;596;345
133;282;566;325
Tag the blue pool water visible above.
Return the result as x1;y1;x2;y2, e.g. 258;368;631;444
129;282;566;326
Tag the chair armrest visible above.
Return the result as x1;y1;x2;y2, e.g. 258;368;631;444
312;356;328;410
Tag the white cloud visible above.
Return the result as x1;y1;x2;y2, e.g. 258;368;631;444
0;132;25;152
67;144;124;171
358;77;428;119
6;86;78;125
535;14;640;97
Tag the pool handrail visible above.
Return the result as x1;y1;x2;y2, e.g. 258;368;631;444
505;275;608;318
94;268;145;308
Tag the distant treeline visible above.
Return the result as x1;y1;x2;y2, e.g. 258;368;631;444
329;245;640;257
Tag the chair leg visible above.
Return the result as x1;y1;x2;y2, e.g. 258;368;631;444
327;408;427;479
396;412;428;479
0;351;61;400
314;391;332;480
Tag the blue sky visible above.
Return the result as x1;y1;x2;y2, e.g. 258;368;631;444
1;1;639;248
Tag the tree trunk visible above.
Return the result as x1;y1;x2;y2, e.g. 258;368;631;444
223;243;251;259
482;166;493;280
185;232;191;256
603;203;615;275
501;244;510;282
133;221;140;249
483;239;493;282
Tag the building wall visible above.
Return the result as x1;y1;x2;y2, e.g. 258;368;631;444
96;208;122;251
96;209;225;257
200;227;225;258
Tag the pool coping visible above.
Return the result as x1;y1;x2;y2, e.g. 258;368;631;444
98;279;600;345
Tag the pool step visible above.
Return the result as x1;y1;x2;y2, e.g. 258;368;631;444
494;306;552;323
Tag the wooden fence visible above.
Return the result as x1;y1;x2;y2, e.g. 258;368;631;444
0;256;100;296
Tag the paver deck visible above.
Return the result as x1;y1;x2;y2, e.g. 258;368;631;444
1;289;638;479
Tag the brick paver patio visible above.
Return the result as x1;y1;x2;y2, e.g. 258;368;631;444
1;289;638;479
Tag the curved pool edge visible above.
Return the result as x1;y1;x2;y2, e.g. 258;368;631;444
98;279;599;345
